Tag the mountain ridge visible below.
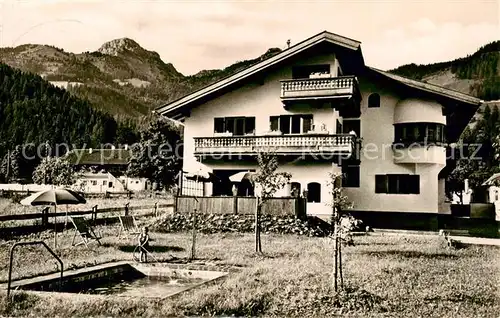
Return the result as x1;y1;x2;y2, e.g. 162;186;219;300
0;38;498;120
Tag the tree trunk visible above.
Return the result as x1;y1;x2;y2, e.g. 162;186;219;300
332;206;338;291
190;208;197;260
338;233;343;288
255;197;262;253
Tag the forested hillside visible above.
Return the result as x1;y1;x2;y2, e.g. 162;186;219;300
0;39;282;118
390;41;500;100
0;63;138;182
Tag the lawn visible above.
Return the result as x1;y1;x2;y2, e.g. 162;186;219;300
0;219;499;317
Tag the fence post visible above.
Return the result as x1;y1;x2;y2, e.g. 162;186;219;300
125;203;130;216
41;207;49;228
154;202;158;217
233;196;238;214
92;205;98;222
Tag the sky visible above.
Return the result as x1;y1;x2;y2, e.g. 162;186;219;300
0;0;498;75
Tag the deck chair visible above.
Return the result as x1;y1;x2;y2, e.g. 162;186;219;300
118;215;140;240
70;217;102;248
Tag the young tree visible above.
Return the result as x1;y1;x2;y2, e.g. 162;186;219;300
126;117;182;191
32;156;77;186
253;151;292;253
327;171;353;291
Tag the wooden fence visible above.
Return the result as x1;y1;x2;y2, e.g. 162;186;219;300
175;196;306;219
0;203;173;225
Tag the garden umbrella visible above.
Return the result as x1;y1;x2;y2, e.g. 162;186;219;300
229;171;257;184
183;158;217;182
20;188;86;249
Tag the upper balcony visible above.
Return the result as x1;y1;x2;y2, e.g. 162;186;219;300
194;134;357;160
280;76;361;117
281;75;359;101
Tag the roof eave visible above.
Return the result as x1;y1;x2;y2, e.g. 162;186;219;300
156;31;363;117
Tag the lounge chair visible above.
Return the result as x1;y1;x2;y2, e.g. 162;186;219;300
118;215;140;240
70;216;102;248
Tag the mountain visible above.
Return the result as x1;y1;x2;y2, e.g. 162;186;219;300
0;39;282;118
389;41;500;101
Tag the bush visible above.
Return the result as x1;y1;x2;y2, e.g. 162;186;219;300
153;212;331;237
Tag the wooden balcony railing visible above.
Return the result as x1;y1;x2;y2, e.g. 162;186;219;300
194;134;356;157
280;76;358;100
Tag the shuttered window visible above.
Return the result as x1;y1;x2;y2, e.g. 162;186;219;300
375;174;420;194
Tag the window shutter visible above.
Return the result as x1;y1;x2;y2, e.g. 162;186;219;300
226;118;235;134
245;117;255;134
214;118;225;133
409;175;420;194
375;175;388;193
280;115;291;134
303;115;313;133
270;116;279;131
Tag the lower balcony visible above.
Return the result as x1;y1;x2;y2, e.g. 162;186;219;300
194;134;356;158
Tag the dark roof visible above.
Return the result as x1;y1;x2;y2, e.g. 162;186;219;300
367;67;482;105
66;149;131;166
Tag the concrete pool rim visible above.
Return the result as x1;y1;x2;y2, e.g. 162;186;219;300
2;261;234;300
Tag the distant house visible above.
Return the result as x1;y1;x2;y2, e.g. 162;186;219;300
482;174;500;218
73;172;125;193
66;148;149;192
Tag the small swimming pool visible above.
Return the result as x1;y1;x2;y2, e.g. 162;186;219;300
9;262;228;299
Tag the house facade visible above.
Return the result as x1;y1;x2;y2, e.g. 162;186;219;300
157;31;481;224
66;148;149;193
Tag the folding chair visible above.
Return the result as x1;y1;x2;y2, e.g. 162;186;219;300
118;215;140;240
70;217;102;248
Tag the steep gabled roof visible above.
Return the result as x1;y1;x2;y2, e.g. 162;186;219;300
156;31;363;118
367;67;482;105
156;30;482;119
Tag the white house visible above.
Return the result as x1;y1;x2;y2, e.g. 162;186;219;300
157;31;481;224
481;174;500;220
74;172;125;193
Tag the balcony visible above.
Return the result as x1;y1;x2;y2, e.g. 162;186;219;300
281;75;359;101
194;134;356;158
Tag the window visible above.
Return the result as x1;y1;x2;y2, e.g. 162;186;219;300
102;180;106;186
270;114;313;134
375;174;420;194
292;64;330;79
307;182;321;203
108;182;113;188
91;180;97;186
336;120;342;134
342;165;360;188
342;119;361;136
368;93;380;108
214;117;255;135
394;123;446;144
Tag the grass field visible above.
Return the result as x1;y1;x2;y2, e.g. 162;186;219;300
0;219;499;317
